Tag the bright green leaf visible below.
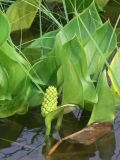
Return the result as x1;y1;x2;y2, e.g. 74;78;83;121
31;53;58;86
0;87;30;118
0;42;30;99
0;65;10;100
0;10;10;45
85;21;117;76
6;0;40;32
61;37;97;106
88;71;120;125
55;1;102;66
95;0;109;8
108;48;120;95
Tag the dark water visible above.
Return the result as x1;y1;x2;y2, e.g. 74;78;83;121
0;108;120;160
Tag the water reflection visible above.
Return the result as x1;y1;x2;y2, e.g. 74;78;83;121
44;131;115;160
0;108;120;160
0;110;46;160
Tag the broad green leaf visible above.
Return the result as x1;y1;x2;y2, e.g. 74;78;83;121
55;2;102;66
88;71;120;125
61;53;83;106
6;0;40;32
0;87;30;118
0;42;30;99
61;38;97;106
85;21;117;76
108;48;120;95
0;10;10;45
23;30;58;64
25;30;58;50
27;83;43;107
31;53;58;86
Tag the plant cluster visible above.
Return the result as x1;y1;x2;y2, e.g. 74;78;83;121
0;0;120;136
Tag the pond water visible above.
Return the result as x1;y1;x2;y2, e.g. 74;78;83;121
0;108;120;160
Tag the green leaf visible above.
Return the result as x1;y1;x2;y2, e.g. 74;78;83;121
0;42;30;99
61;51;83;106
64;0;93;14
6;0;40;32
0;65;10;100
0;87;30;118
85;21;117;76
27;83;43;107
61;37;97;106
108;48;120;95
0;10;10;45
23;30;59;64
55;1;102;66
31;53;58;86
95;0;109;8
88;71;120;125
45;104;78;136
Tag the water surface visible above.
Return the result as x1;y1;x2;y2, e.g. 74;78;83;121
0;108;120;160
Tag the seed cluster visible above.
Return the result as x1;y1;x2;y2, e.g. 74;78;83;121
41;86;58;117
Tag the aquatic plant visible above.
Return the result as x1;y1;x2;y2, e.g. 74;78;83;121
0;0;120;137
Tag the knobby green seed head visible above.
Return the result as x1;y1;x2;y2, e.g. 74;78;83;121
41;86;58;117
